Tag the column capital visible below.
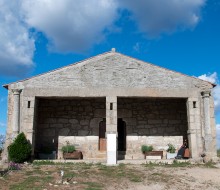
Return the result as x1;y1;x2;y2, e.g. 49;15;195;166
12;89;22;95
201;91;211;98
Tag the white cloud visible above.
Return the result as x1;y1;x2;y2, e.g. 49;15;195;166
21;0;118;53
198;72;217;84
0;0;35;77
120;0;206;36
0;0;118;76
0;0;207;77
198;72;220;114
216;124;220;148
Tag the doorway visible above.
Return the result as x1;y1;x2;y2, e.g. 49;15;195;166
99;119;106;151
117;118;126;151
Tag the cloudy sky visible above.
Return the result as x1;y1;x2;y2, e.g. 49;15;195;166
0;0;219;147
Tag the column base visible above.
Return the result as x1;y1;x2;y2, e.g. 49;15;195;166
107;133;117;165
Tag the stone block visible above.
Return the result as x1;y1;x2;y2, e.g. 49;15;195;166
94;109;105;117
57;118;69;123
118;109;132;117
78;130;89;136
69;119;78;124
45;118;57;124
50;124;63;128
43;128;55;137
148;119;162;124
90;118;102;128
168;120;182;124
80;119;90;125
59;128;70;136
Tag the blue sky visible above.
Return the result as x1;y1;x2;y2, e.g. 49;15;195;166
0;0;220;146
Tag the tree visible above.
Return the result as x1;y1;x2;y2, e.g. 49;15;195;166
8;132;32;163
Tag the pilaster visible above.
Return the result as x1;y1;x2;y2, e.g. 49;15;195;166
186;98;201;159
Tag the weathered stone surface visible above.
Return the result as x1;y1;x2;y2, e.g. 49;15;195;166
58;128;70;136
80;119;90;126
78;130;90;136
43;128;55;137
89;117;101;126
3;51;217;162
94;109;105;117
69;119;78;124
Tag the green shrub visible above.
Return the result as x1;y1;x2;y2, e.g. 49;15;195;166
8;132;32;163
141;145;153;153
62;145;76;153
167;143;176;153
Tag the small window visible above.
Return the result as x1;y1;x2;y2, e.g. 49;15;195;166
193;101;196;108
28;101;31;108
110;103;113;110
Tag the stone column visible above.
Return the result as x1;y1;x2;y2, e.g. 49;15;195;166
202;91;212;156
12;89;22;136
106;97;117;165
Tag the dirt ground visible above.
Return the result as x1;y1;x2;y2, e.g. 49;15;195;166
0;161;220;190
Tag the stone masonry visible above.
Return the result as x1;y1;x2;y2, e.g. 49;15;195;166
3;50;218;163
35;98;105;154
118;98;188;137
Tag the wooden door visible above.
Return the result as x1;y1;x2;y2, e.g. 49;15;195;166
99;119;106;151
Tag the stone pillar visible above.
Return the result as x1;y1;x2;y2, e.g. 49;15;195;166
186;98;199;159
12;89;22;136
23;97;36;157
202;91;213;158
106;97;117;165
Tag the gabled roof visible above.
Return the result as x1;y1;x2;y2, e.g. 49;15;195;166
3;50;216;89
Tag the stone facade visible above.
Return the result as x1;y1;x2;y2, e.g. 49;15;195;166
3;50;218;164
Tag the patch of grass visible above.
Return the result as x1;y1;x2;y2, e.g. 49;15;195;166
166;160;191;167
83;182;103;190
203;161;217;168
148;172;172;183
128;173;142;182
33;160;55;165
10;175;53;190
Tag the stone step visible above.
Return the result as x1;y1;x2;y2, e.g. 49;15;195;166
96;151;106;159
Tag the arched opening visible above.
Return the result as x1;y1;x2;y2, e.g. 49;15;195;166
99;118;106;151
117;118;126;151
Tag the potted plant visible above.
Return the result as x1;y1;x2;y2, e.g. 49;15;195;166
62;142;83;160
166;143;177;159
141;145;153;157
141;145;163;159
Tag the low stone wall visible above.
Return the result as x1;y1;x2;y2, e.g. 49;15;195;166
126;136;183;159
58;136;100;159
58;135;182;160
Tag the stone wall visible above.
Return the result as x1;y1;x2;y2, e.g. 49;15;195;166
126;136;183;159
35;98;105;153
118;98;188;136
58;136;100;159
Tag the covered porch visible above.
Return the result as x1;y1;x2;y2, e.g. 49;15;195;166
34;96;192;164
